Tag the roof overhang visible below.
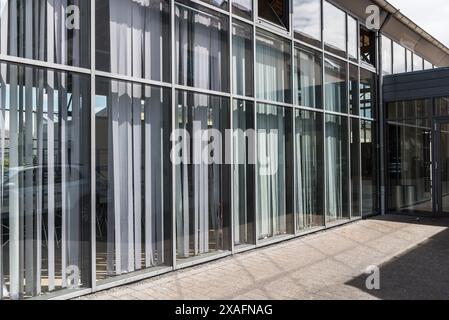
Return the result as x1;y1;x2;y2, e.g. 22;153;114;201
329;0;449;67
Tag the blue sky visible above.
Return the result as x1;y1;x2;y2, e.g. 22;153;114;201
389;0;449;47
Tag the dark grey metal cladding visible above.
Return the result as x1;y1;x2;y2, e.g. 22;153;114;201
383;67;449;102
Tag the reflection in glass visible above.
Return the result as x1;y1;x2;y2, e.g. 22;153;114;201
175;2;229;92
256;30;292;104
95;0;170;82
233;0;252;20
393;42;406;74
95;78;172;280
439;123;449;215
361;120;378;215
349;65;359;115
0;0;90;68
413;53;423;71
360;69;376;119
233;21;254;97
293;0;321;47
406;50;413;72
294;46;322;108
294;110;324;230
324;2;346;57
233;100;255;246
324;56;347;113
0;62;91;299
351;119;361;218
435;97;449;116
175;91;231;260
256;104;293;240
326;115;350;222
386;100;432;214
382;36;392;75
393;43;406;74
348;16;358;61
202;0;228;10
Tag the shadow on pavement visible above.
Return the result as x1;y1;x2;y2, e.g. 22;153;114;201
346;216;449;300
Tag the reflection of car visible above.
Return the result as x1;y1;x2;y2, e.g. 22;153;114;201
1;165;107;241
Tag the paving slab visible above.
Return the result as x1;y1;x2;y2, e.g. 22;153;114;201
78;215;449;300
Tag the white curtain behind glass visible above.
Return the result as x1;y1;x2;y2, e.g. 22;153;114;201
108;0;164;80
256;38;287;103
295;112;318;230
0;0;85;66
256;105;286;239
176;4;224;92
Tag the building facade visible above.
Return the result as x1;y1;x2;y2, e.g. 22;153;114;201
0;0;448;300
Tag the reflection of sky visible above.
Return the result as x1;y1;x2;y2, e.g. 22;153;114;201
293;0;321;40
389;0;449;47
233;0;252;11
323;2;346;51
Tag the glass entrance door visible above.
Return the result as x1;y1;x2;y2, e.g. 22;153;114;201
434;119;449;217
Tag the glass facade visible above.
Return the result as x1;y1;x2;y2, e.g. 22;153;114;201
323;2;346;57
293;0;322;47
294;46;322;108
0;0;400;300
386;99;432;215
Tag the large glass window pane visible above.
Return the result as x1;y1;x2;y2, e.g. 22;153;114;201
256;104;294;240
233;100;255;246
351;119;361;218
360;69;376;119
175;2;229;93
406;49;413;72
326;115;350;222
294;110;324;231
348;16;358;61
424;60;433;70
233;0;252;20
324;56;347;113
294;46;322;108
361;120;378;215
0;62;91;299
95;78;172;281
95;0;170;82
256;29;292;104
386;100;432;215
0;0;90;68
323;1;346;57
382;36;392;75
175;91;231;260
233;21;254;97
393;42;406;74
413;53;423;71
293;0;322;47
435;97;449;116
349;64;359;115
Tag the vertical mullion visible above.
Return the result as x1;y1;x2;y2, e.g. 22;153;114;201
253;0;259;246
321;0;327;228
60;73;67;289
229;1;234;254
90;0;97;292
171;0;177;270
0;37;6;300
290;1;297;235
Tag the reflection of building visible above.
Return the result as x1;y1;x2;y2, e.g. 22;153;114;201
0;0;448;300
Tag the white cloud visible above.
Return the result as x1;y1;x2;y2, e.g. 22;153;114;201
389;0;449;47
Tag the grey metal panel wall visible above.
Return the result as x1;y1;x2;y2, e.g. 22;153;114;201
383;68;449;102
